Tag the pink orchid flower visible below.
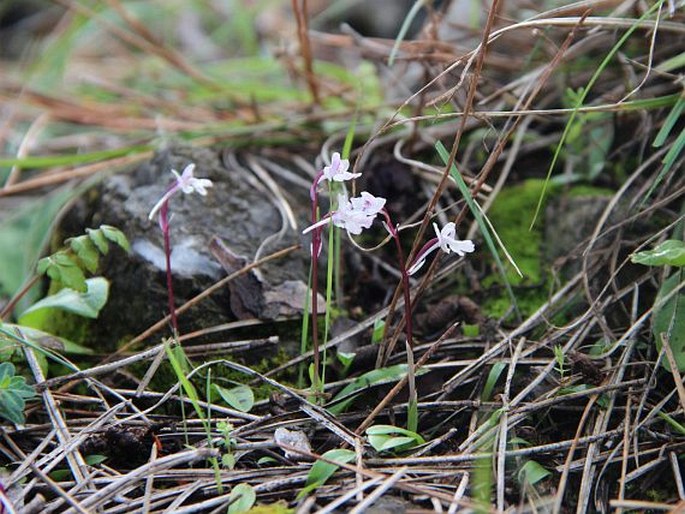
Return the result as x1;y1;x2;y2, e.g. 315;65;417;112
149;163;213;221
407;222;475;275
320;152;361;183
303;192;386;236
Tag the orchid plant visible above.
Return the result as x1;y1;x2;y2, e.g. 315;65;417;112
148;163;228;492
304;152;474;430
149;163;213;335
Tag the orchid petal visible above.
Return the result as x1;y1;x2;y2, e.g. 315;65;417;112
322;152;361;182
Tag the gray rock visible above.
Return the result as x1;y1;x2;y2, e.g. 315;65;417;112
61;143;309;349
544;193;611;278
363;497;408;514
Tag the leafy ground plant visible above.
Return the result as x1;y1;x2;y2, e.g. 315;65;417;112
0;362;35;424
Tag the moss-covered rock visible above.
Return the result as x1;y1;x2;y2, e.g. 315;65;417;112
481;179;612;320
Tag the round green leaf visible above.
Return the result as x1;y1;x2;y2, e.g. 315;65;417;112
228;483;255;514
20;277;109;320
214;384;254;413
631;240;685;267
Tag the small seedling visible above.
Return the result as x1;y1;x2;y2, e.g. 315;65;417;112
298;448;355;499
37;225;130;293
366;424;425;453
217;420;237;469
554;345;566;381
632;242;685;371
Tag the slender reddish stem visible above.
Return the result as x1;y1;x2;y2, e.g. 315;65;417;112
309;172;324;392
382;208;418;431
0;274;40;320
159;202;178;335
381;210;412;346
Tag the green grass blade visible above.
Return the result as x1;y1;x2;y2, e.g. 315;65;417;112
530;0;665;229
388;0;428;66
0;323;80;372
0;144;151;169
653;95;685;148
164;341;204;420
642;125;685;208
436;141;520;320
299;264;313;389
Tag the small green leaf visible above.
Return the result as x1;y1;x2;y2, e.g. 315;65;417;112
632;240;685;267
222;453;236;469
100;225;130;252
557;384;591;396
228;483;256;514
518;460;552;486
40;252;88;292
0;362;35;424
36;256;51;276
20;277;109;320
653;271;685;372
214;384;254;413
257;456;278;466
371;318;385;344
336;351;355;369
58;265;88;292
68;235;99;273
86;227;109;254
328;364;428;414
481;361;507;401
49;468;72;481
300;448;355;498
366;425;425;453
85;454;108;465
508;437;532;448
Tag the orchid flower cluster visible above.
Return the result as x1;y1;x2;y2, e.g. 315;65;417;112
148;163;214;334
304;152;474;273
304;152;474;427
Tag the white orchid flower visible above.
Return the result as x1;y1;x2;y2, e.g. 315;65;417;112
407;222;475;275
320;152;361;183
149;163;213;221
303;192;386;236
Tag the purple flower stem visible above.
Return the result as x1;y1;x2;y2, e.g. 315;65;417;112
381;209;418;432
309;172;324;393
381;210;413;347
159;202;179;336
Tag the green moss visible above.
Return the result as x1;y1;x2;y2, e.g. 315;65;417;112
485;179;556;286
481;180;613;320
135;344;295;403
481;180;556;319
35;309;92;345
567;185;613;197
483;288;548;320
